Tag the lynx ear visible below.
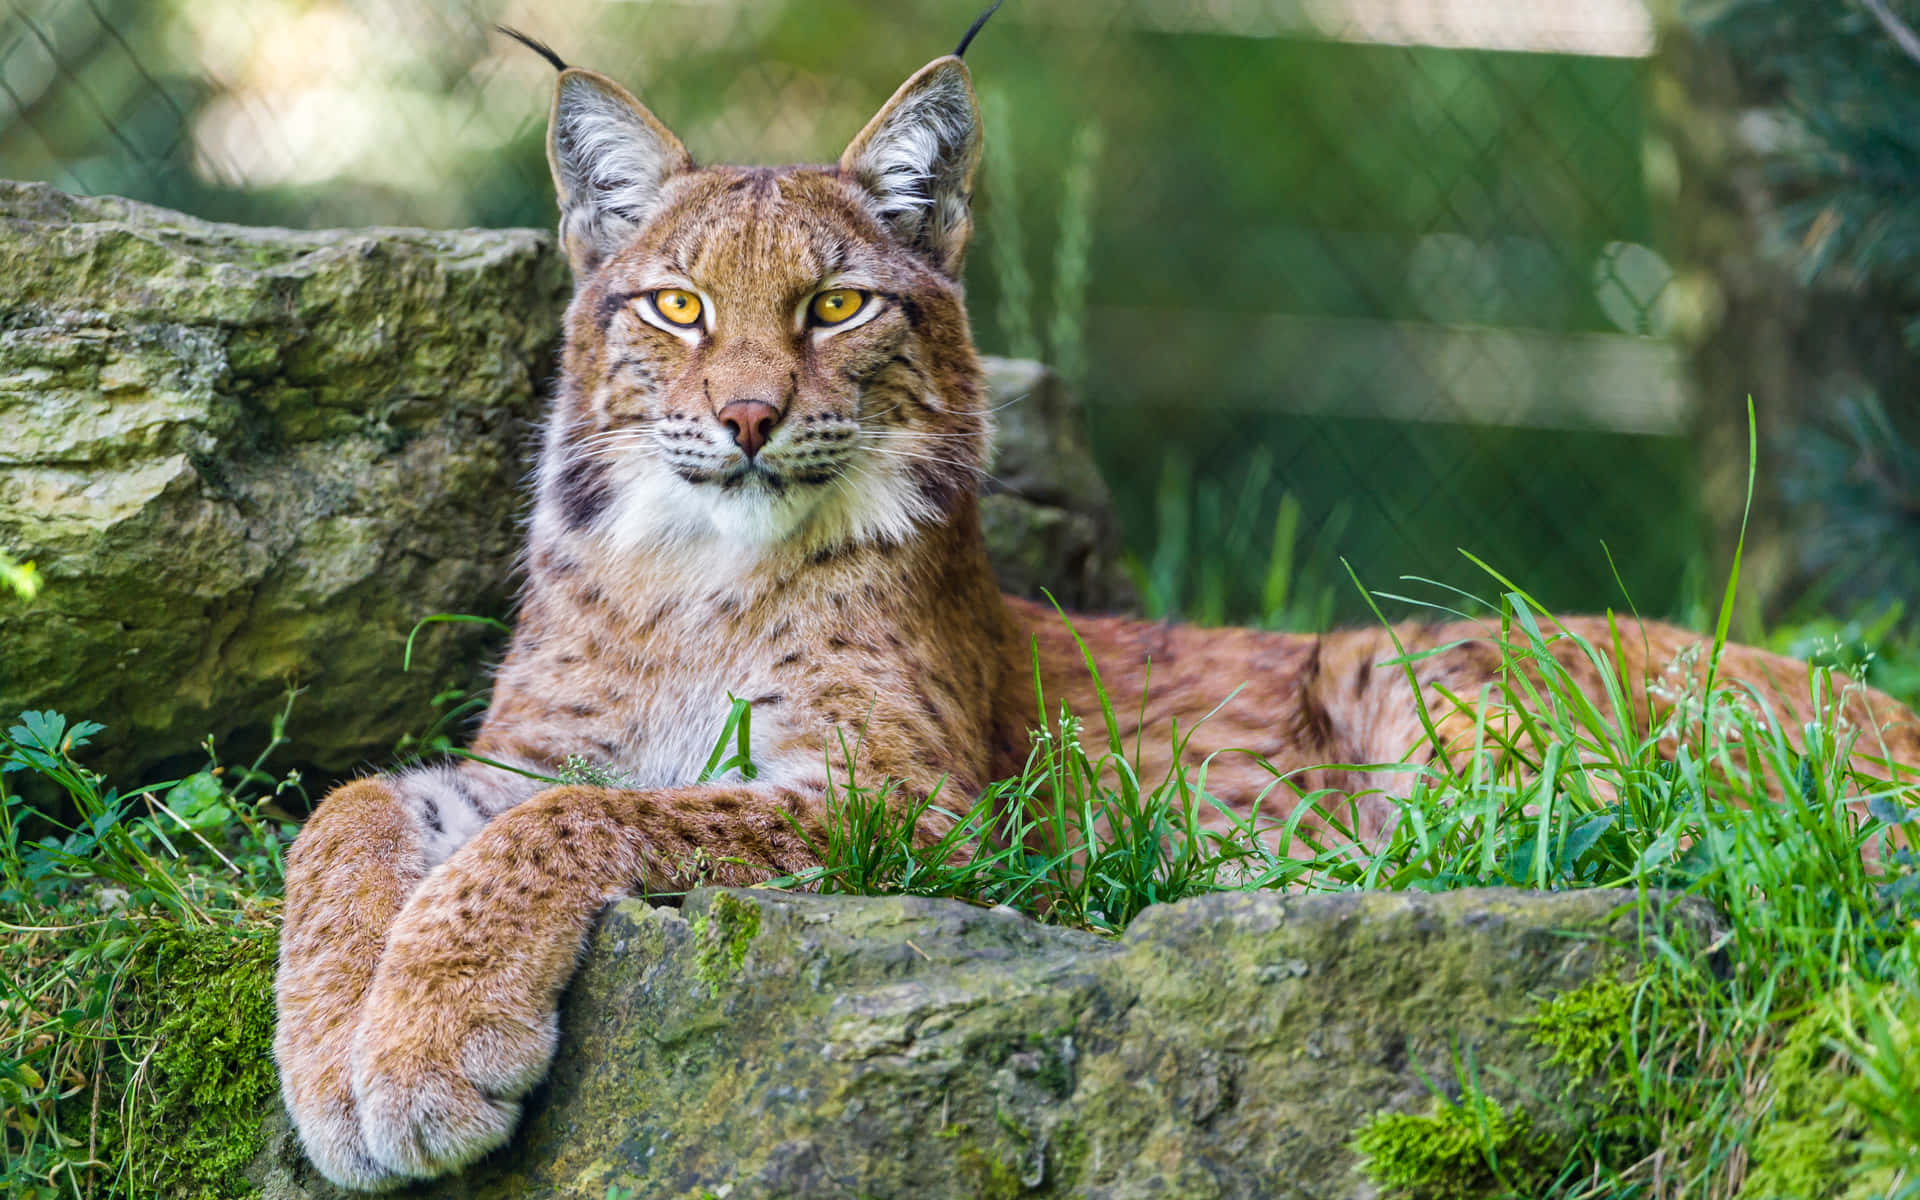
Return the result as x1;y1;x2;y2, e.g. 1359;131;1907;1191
547;68;693;274
839;57;982;275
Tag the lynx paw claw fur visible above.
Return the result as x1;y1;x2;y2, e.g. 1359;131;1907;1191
288;1101;412;1192
351;1009;559;1179
354;1060;521;1179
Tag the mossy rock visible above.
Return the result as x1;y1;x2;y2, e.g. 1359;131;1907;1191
253;887;1714;1199
0;181;1126;783
978;357;1133;613
0;181;567;782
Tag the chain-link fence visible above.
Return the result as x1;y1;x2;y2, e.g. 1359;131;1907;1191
0;0;1730;627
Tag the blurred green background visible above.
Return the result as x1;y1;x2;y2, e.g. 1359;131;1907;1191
3;0;1913;633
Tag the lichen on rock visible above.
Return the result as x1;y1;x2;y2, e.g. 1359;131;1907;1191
691;889;762;992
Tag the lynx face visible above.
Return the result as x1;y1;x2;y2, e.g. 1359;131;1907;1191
534;59;989;559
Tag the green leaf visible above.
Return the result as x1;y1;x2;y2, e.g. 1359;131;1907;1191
4;746;58;774
64;719;104;748
164;771;227;818
6;1060;45;1090
14;710;66;752
1561;812;1616;868
1710;396;1757;659
698;696;758;783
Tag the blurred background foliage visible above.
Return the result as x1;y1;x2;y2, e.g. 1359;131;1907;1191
1;0;1916;635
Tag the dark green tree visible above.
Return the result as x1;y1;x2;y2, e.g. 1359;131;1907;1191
1702;0;1920;301
1695;0;1920;620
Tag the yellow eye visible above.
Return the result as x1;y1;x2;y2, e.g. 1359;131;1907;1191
809;288;867;326
651;289;703;327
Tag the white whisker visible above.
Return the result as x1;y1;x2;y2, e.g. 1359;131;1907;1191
862;428;988;445
858;444;989;475
579;437;672;460
574;426;657;447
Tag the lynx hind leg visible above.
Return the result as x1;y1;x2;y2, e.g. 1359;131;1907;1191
350;782;824;1179
277;762;531;1189
275;777;428;1191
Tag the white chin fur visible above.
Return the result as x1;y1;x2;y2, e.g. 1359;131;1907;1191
591;450;937;561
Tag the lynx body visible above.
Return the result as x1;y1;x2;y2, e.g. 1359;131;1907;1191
273;31;1920;1189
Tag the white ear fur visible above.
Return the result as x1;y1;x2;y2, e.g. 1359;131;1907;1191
548;69;692;274
839;57;982;275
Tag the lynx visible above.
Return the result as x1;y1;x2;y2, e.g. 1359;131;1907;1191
274;18;1920;1190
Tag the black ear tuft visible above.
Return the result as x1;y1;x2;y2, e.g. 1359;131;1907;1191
954;0;1004;58
498;25;568;72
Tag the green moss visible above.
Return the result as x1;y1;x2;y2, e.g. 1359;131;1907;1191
1741;1012;1878;1200
1352;1093;1561;1200
1526;974;1897;1200
1526;970;1711;1159
1748;1120;1852;1200
1351;975;1635;1198
691;892;761;992
105;922;280;1199
1529;973;1640;1097
954;1140;1028;1200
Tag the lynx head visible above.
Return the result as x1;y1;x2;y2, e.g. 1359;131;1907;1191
526;37;992;561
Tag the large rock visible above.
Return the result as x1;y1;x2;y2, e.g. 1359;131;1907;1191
0;182;566;781
0;181;1125;781
252;887;1709;1199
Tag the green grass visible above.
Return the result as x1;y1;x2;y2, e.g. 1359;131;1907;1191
1;708;298;1199
7;553;1920;1197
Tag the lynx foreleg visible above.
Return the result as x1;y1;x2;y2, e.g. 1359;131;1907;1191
276;760;540;1190
273;779;427;1191
349;782;825;1180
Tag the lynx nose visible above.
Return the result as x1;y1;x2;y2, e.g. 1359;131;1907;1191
717;399;780;459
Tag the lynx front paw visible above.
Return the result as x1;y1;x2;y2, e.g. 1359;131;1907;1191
285;1097;412;1192
350;1006;560;1178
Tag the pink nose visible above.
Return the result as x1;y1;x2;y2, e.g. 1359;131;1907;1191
716;399;780;459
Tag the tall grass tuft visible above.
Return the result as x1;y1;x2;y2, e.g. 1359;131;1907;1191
1128;449;1350;631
